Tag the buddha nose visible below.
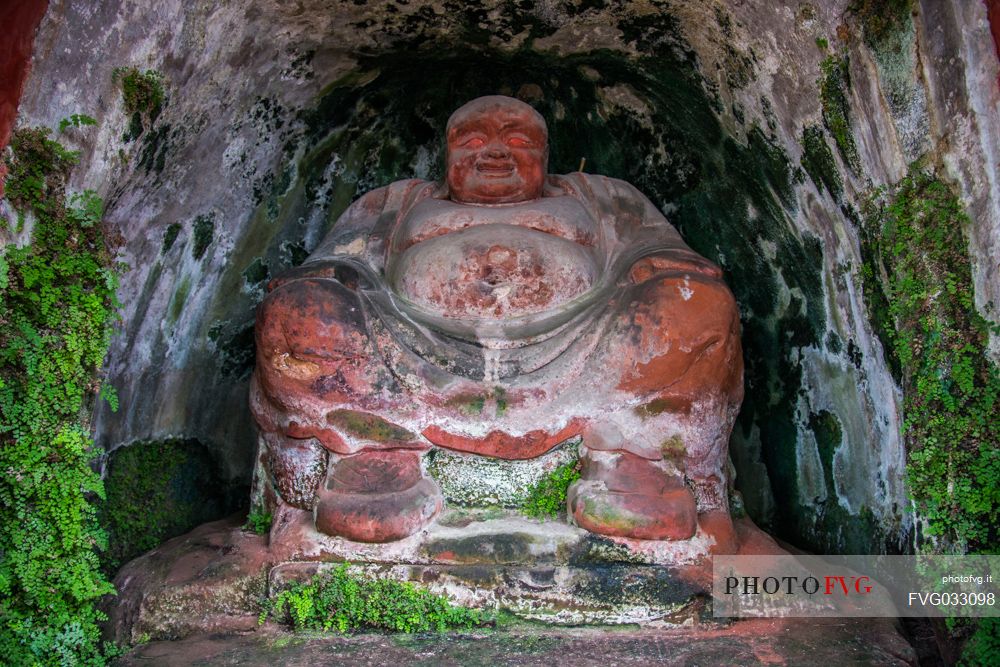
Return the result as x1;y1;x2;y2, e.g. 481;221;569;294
484;140;511;159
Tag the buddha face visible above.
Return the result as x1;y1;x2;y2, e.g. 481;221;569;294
446;96;548;205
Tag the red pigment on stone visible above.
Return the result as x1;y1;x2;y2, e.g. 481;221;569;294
0;1;49;196
988;0;1000;85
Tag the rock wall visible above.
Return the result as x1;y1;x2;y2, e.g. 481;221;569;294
9;0;999;554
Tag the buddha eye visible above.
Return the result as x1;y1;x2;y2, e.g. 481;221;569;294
507;135;533;147
461;136;486;148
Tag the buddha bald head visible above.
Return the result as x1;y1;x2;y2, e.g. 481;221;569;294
445;95;549;204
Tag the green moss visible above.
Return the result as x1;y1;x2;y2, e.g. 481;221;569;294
192;213;215;260
161;222;182;254
808;410;843;496
100;439;242;572
243;257;270;286
208;321;257;378
138;123;172;174
819;55;861;174
849;0;913;49
168;276;191;325
262;564;490;633
521;461;581;519
660;435;687;467
860;168;1000;552
327;409;416;442
800;125;843;199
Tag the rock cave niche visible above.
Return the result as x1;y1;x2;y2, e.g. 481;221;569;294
226;44;900;555
8;0;999;657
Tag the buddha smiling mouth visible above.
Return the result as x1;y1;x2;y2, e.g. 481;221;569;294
476;163;515;177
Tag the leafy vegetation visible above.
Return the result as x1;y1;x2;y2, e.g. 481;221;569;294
819;55;861;174
859;168;999;552
958;618;1000;666
261;564;490;633
112;67;164;118
113;67;164;141
244;509;272;535
522;461;581;519
59;114;97;134
0;127;121;664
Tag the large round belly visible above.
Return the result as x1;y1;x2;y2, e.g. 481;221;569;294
388;225;599;319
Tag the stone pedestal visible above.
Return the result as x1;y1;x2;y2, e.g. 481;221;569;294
107;505;785;644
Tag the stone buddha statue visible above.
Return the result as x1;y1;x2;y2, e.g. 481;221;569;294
250;95;743;548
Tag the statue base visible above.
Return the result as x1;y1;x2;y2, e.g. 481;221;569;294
106;507;785;644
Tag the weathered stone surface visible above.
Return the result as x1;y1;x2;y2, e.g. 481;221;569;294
315;450;443;543
107;511;787;643
428;438;579;507
115;619;917;666
105;516;270;646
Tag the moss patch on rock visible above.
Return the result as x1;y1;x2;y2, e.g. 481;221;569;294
191;213;215;260
801;125;843;199
819;55;860;174
101;439;244;572
161;222;182;254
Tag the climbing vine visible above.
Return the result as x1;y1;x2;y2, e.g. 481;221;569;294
860;168;1000;553
0;127;121;664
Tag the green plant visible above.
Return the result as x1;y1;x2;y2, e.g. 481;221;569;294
0;127;121;664
815;37;829;50
958;618;1000;666
101;440;194;572
261;564;490;633
244;509;272;535
113;67;164;141
112;67;164;118
859;168;1000;552
522;460;581;518
59;114;97;133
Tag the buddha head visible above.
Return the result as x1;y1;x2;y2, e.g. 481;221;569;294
445;95;548;205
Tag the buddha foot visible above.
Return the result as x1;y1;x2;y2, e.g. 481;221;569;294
315;449;442;543
567;449;697;541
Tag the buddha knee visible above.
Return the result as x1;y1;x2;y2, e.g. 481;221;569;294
619;274;742;398
255;278;372;388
